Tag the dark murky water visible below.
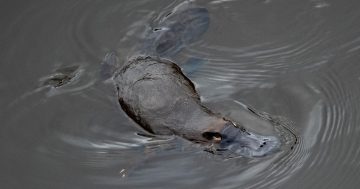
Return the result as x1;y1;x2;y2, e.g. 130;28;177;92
1;0;360;188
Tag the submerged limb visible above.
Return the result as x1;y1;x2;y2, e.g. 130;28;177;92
181;57;208;75
100;51;120;80
41;65;80;88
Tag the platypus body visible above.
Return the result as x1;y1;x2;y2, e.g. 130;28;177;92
112;2;291;158
116;56;223;140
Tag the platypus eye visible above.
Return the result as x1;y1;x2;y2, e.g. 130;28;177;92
202;131;222;142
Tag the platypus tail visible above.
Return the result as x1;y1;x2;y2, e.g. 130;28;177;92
139;1;210;59
101;1;210;80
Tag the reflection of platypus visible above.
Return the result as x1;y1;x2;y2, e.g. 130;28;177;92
110;2;294;158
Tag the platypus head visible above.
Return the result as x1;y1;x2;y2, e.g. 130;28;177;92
202;121;280;158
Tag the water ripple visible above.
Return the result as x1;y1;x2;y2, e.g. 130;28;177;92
2;0;360;188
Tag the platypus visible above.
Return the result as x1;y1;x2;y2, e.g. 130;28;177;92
114;56;281;157
110;2;294;158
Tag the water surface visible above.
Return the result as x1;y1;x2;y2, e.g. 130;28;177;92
1;0;360;188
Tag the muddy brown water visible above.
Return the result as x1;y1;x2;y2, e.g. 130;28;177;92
1;0;360;188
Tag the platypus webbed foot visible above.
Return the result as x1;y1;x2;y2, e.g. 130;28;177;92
203;121;281;158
